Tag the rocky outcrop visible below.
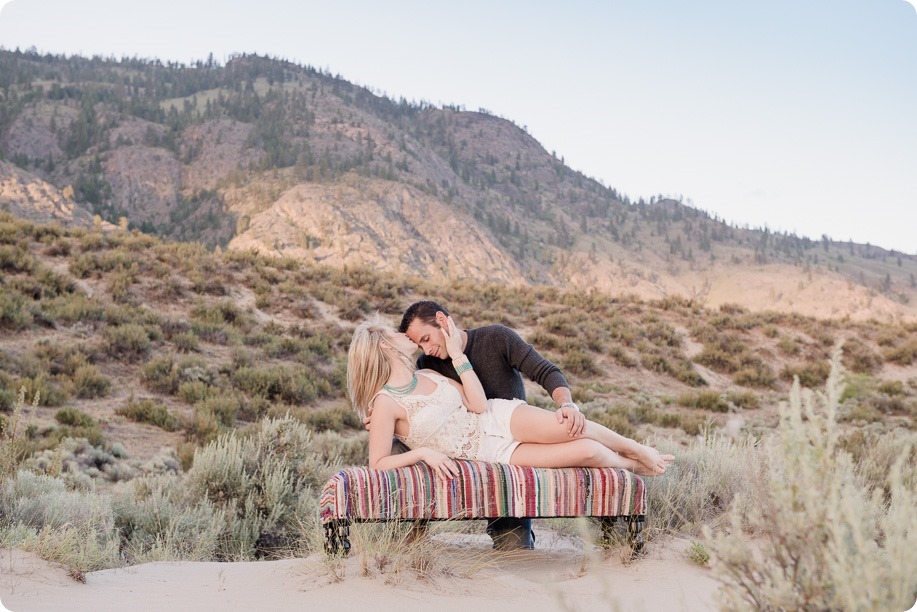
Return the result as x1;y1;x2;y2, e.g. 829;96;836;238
230;175;526;285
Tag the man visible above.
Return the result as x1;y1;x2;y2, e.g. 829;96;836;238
399;300;586;550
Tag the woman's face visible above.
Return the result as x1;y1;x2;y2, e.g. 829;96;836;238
386;330;419;357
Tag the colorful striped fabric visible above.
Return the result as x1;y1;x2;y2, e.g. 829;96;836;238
319;460;646;524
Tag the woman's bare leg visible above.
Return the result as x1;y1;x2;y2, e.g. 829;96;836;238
509;439;638;470
509;403;674;474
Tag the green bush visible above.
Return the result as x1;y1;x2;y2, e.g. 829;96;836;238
305;405;363;432
172;331;199;353
0;291;34;330
71;365;111;399
184;415;338;559
177;380;217;404
141;355;180;394
195;394;243;428
884;339;917;366
103;324;153;360
55;408;97;428
841;337;883;374
678;391;729;412
707;351;917;610
733;363;777;389
116;398;180;432
563;349;597;375
726;390;760;410
877;380;906;396
781;360;831;388
231;365;318;404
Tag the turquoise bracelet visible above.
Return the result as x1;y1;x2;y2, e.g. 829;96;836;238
455;361;473;375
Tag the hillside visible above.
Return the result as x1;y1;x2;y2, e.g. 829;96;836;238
0;49;915;320
1;212;915;478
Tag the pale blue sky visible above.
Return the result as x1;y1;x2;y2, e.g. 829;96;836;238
1;0;915;253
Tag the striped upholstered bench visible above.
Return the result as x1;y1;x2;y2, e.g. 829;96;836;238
319;460;647;555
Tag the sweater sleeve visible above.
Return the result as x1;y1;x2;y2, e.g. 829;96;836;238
499;326;569;396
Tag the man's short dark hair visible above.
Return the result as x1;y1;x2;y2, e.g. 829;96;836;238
399;301;449;333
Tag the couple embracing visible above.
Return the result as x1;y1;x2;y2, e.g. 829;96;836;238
347;300;674;550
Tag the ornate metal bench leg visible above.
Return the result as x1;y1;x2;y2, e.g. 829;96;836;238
324;520;352;556
627;516;645;557
600;517;618;549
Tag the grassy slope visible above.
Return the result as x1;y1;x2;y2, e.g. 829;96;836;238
1;210;914;474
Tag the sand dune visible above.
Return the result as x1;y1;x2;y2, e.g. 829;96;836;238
1;529;719;612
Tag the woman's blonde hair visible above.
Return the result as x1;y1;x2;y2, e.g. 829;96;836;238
347;313;413;419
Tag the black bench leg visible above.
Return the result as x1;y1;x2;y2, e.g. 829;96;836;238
627;516;645;556
324;520;351;556
600;517;618;549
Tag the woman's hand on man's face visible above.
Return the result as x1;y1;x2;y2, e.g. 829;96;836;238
441;315;463;359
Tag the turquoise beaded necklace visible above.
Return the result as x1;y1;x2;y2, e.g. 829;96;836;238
383;373;419;396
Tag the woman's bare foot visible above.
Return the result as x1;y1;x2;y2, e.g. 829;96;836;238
631;445;674;476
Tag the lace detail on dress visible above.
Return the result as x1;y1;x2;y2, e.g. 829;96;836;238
382;373;483;460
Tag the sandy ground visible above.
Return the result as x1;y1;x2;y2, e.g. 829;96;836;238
0;529;720;612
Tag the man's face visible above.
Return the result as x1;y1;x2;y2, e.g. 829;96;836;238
405;317;447;360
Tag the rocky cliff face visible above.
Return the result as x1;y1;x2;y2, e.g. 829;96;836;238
0;161;101;228
230;175;527;286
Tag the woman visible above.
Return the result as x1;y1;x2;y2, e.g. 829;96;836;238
347;314;674;480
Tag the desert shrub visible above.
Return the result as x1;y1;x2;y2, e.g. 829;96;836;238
0;387;15;412
305;405;363;432
655;411;707;436
184;415;338;559
0;470;120;572
70;364;111;399
725;390;760;410
141;355;180;394
607;345;639;368
192;299;251;330
878;379;906;396
103;323;153;360
706;350;917;611
190;320;233;345
113;474;227;564
231;365;318;404
776;335;801;356
116;398;180;432
563;349;597;375
311;430;369;466
15;373;67;407
41;292;107;324
0;291;34;329
263;335;307;359
646;433;760;535
195;394;243;428
674;363;708;387
781;360;831;387
884;339;917;366
732;362;777;389
177;380;218;404
185;407;223;443
0;243;36;273
841;337;883;374
644;321;681;348
694;346;739;373
678;391;728;413
540;313;578;337
172;331;200;353
336;293;372;322
641;352;675;376
1;388;36;476
55;408;96;428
